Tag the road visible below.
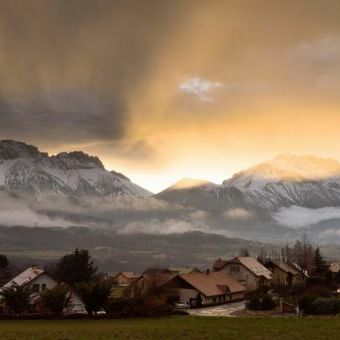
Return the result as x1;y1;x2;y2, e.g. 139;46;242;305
188;301;245;317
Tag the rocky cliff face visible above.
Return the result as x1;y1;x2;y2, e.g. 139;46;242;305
0;140;151;198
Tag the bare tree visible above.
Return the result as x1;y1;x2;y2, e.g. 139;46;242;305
280;234;314;271
257;247;268;265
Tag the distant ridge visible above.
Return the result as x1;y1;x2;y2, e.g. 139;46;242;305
0;140;151;198
157;154;340;211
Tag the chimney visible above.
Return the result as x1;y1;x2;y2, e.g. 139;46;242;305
206;269;210;275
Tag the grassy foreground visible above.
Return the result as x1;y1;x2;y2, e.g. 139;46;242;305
0;316;340;340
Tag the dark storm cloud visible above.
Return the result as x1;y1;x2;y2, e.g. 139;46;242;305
0;89;127;143
0;0;187;145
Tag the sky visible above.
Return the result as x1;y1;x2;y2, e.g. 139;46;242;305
1;0;340;193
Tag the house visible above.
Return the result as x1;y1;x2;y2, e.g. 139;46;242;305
213;256;273;291
129;269;176;298
165;270;246;307
112;272;139;286
329;261;340;275
265;260;305;287
0;266;86;314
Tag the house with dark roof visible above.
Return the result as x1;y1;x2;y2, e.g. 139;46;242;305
265;260;305;287
213;257;273;291
165;271;246;307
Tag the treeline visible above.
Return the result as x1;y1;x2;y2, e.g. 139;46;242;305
257;234;331;276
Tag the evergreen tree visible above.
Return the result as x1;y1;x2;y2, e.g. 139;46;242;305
195;293;202;307
55;248;97;286
313;247;328;276
0;254;9;269
0;254;10;285
76;280;111;315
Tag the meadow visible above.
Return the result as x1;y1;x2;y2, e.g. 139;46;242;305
0;316;339;340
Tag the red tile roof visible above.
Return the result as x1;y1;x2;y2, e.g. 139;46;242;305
214;257;273;280
179;271;245;297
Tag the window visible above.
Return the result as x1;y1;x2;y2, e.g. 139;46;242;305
32;284;39;292
41;284;47;291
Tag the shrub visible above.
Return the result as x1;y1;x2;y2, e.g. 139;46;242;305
261;295;276;310
246;297;261;310
41;285;70;315
298;295;340;315
76;280;111;315
105;298;142;316
0;283;33;316
311;298;340;315
298;294;316;314
246;295;276;311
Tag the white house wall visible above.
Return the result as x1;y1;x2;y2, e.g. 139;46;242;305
221;264;258;291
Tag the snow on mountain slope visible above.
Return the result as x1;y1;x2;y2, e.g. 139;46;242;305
0;140;151;198
156;178;219;210
221;154;340;210
157;154;340;212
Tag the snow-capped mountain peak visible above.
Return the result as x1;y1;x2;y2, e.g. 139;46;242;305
158;154;340;212
0;140;151;198
224;154;340;190
168;178;216;190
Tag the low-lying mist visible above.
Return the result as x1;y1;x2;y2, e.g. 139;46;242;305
0;192;211;234
2;192;340;244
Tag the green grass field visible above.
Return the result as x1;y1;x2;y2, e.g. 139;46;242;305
0;316;339;340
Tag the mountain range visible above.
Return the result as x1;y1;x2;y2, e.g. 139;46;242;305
157;154;340;213
2;140;340;241
2;140;340;265
0;140;150;199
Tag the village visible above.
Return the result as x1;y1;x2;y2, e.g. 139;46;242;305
1;238;340;318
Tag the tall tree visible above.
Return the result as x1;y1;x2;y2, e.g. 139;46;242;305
55;248;97;286
278;235;315;272
41;284;71;315
0;284;32;316
313;247;328;276
76;280;111;315
257;247;268;265
284;234;315;271
281;244;293;263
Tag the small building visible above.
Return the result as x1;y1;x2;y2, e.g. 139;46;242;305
329;261;340;275
165;270;246;306
1;266;86;314
265;260;304;287
112;272;139;286
213;256;273;291
129;269;176;298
